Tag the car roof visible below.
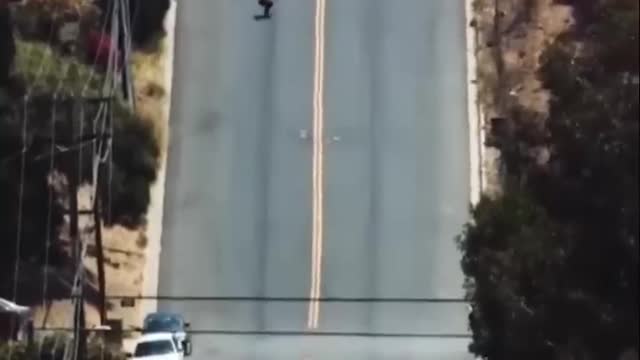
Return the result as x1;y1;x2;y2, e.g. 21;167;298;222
145;312;182;318
135;333;176;343
144;312;184;321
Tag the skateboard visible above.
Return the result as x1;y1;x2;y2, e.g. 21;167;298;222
253;14;272;20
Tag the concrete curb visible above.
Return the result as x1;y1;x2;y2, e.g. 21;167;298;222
139;0;178;324
465;0;487;205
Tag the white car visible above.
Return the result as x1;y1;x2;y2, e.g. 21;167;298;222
142;312;192;355
128;333;184;360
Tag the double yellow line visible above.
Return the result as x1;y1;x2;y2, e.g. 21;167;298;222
307;0;327;330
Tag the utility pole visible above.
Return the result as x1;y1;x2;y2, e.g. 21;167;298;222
70;97;87;360
69;101;79;267
93;184;107;324
18;95;113;360
74;96;112;358
93;98;112;325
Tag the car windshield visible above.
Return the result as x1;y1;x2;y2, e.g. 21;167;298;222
134;340;175;357
143;315;182;333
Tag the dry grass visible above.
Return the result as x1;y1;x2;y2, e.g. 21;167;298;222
471;0;573;193
473;0;573;118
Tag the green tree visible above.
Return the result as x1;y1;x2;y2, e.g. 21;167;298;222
460;1;638;359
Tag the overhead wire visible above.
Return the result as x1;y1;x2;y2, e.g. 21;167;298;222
86;295;469;303
18;1;82;315
11;99;28;304
8;99;29;360
26;2;117;356
39;10;87;325
11;0;65;315
66;3;121;358
120;0;134;107
41;100;56;325
2;2;120;359
7;3;62;358
106;0;128;222
81;0;115;97
34;10;84;338
35;326;472;339
80;0;116;241
104;0;120;96
7;2;122;355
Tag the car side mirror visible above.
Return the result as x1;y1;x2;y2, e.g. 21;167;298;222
183;340;193;356
184;322;191;329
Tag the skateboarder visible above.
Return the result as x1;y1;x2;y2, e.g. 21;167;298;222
258;0;273;19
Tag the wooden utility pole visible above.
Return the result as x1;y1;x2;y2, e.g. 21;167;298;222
76;96;113;356
69;102;79;266
17;95;113;360
70;97;87;360
92;98;112;325
93;189;107;324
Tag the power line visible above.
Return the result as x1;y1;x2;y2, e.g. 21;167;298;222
9;95;113;360
34;327;472;339
6;3;122;359
70;295;469;303
66;98;114;360
8;99;29;360
118;0;134;107
82;0;116;97
41;100;57;321
40;19;81;321
11;99;28;305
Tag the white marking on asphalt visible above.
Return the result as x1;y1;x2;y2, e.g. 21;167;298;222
308;0;326;330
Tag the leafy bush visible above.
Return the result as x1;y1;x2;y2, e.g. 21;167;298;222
14;41;105;97
460;1;638;359
459;191;567;359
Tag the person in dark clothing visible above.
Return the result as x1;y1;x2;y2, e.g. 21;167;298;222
258;0;273;18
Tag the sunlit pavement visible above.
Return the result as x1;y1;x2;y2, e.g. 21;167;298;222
191;335;473;360
160;0;471;358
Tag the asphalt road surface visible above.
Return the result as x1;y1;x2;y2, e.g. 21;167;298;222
159;0;473;358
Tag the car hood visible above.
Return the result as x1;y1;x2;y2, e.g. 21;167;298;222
132;354;181;360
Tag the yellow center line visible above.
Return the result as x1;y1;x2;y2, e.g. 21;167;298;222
308;0;327;330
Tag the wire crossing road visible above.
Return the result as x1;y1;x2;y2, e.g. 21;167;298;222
159;0;473;358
